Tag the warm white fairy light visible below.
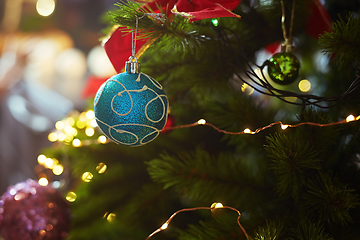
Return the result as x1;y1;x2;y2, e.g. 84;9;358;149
85;127;95;137
36;0;55;17
72;138;82;147
98;135;107;144
82;172;93;182
96;162;107;174
298;79;311;92
86;110;95;120
197;119;206;125
57;132;66;141
106;213;116;223
146;203;248;240
346;114;355;122
243;128;251;134
66;191;77;202
53;164;64;175
38;177;48;186
55;121;65;130
90;119;98;128
44;158;54;169
281;124;289;130
213;202;223;208
76;121;86;129
48;132;58;142
160;223;168;230
241;83;254;95
284;96;297;102
37;154;46;165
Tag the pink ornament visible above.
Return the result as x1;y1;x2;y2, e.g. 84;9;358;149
0;179;70;240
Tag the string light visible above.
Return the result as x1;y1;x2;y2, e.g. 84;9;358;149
36;0;55;17
346;115;355;122
66;192;77;202
166;114;360;135
82;172;94;182
37;154;46;165
38;177;49;186
72;138;82;147
52;164;64;175
45;110;360;149
96;162;107;174
146;203;248;240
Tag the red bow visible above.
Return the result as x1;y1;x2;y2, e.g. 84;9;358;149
104;0;241;74
145;0;241;22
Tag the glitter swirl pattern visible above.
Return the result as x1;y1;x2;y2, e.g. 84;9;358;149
94;72;169;147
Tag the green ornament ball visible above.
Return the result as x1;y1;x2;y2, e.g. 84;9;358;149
267;52;300;85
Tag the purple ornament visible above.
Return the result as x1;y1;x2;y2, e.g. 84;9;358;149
0;179;70;240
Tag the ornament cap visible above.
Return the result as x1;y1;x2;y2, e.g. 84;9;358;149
125;56;140;74
281;42;293;53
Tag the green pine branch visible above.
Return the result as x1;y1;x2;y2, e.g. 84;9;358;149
147;148;267;205
251;219;284;240
288;217;334;240
319;11;360;70
107;0;215;54
303;172;360;226
178;215;247;240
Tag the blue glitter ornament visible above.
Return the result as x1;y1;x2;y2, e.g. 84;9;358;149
94;58;168;146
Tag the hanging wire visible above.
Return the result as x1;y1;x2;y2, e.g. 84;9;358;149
280;0;296;51
215;26;360;108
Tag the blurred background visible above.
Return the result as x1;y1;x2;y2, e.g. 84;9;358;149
0;0;117;193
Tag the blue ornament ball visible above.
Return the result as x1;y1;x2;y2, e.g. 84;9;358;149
94;72;168;146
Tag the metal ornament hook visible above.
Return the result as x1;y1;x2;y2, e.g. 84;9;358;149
125;55;140;74
125;14;145;74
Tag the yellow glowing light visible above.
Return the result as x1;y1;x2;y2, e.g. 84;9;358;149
79;112;87;122
90;119;98;128
37;154;46;165
48;132;58;142
39;230;46;237
76;121;86;129
211;202;224;209
67;117;76;126
98;135;107;144
55;121;64;130
244;128;251;134
161;223;168;230
44;158;54;169
86;110;95;120
298;79;311;92
346;115;355;122
72;139;82;147
66;191;77;202
281;124;289;130
57;133;66;141
198;119;206;125
357;115;360;120
284;96;297;102
82;172;93;182
85;127;95;137
65;135;74;143
107;213;116;223
96;162;107;174
38;177;48;186
214;202;223;208
241;83;254;95
64;125;74;135
36;0;55;17
53;164;64;175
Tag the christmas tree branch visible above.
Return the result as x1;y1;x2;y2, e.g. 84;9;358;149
319;11;360;70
